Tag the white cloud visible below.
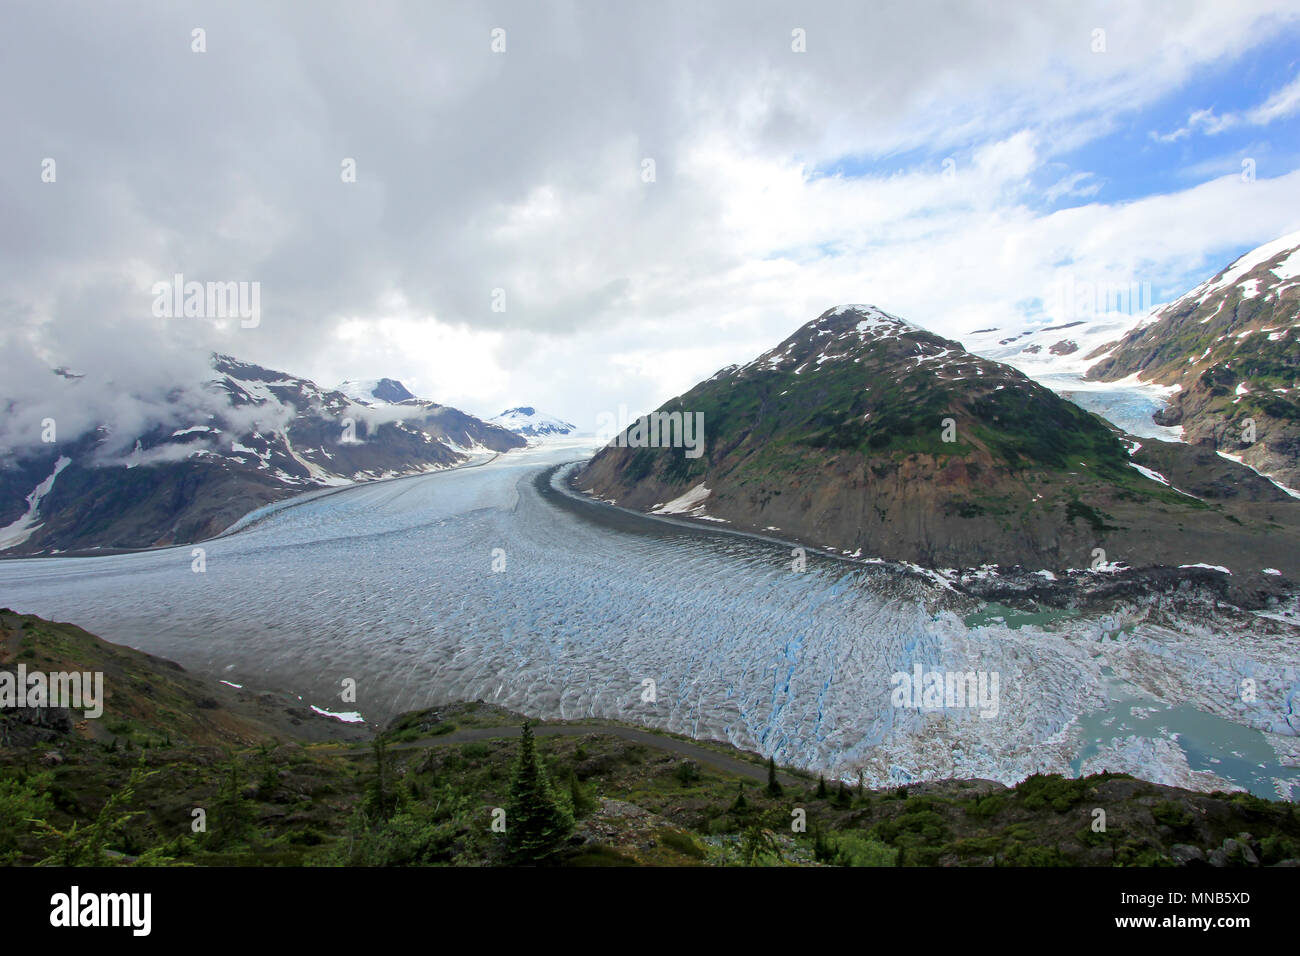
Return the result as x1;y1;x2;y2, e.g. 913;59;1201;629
1;1;1299;439
1247;72;1300;124
1152;71;1300;141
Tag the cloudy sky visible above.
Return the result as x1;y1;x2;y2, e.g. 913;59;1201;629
3;0;1300;439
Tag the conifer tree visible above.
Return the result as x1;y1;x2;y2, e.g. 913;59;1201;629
504;721;573;865
765;756;783;797
363;737;403;821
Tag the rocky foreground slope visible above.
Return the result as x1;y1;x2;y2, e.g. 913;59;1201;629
1086;231;1300;489
0;356;524;555
576;305;1300;583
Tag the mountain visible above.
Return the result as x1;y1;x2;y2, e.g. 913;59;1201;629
490;406;577;437
575;305;1300;581
336;377;417;405
1084;231;1300;491
0;355;524;555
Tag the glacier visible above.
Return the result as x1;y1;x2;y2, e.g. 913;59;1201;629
0;440;1295;799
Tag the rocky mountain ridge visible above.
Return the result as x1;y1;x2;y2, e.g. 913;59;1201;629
0;355;524;555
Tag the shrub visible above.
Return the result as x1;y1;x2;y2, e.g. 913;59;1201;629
965;794;1006;819
1151;800;1194;830
1017;773;1089;812
658;828;705;859
823;830;898;867
0;772;53;864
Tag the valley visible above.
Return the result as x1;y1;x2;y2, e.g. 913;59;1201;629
1;441;1296;802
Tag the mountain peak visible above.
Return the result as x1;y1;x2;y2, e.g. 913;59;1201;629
1150;230;1300;322
737;304;952;380
814;304;926;337
336;378;417;405
490;407;576;437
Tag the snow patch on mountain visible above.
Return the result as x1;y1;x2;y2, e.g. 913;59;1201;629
335;378;417;406
0;456;71;551
650;482;712;515
829;303;923;334
1273;246;1300;281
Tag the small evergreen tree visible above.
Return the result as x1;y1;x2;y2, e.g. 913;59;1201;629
566;769;596;817
730;780;748;814
206;753;256;849
811;826;833;863
816;775;828;799
503;721;573;865
36;759;156;865
1;771;53;865
740;825;782;866
363;737;403;822
765;756;783;797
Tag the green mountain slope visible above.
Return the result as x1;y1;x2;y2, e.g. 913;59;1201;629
576;305;1300;580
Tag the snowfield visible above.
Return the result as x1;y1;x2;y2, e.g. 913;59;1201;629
0;441;1295;798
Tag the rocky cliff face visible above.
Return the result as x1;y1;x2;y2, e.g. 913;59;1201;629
576;305;1300;580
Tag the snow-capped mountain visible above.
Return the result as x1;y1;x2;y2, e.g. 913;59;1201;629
1085;230;1300;489
335;377;417;406
489;406;577;437
577;304;1300;580
0;356;524;555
